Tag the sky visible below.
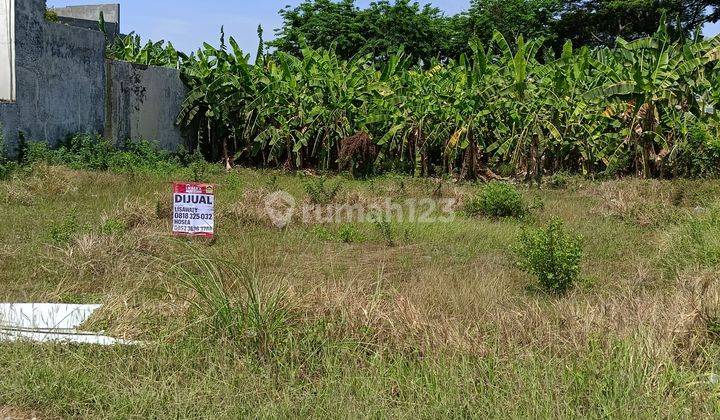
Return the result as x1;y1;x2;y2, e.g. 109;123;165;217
47;0;720;55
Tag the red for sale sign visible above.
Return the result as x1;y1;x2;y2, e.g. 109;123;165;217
172;182;215;237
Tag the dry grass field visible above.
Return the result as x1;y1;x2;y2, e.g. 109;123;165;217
1;164;720;418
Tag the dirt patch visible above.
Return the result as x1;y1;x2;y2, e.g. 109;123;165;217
0;406;51;420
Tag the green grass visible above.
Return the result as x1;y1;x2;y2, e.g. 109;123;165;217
2;165;720;417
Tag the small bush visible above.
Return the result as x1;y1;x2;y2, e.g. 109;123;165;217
305;177;341;205
547;172;571;189
49;215;81;244
99;218;127;236
465;182;527;219
370;213;395;247
22;141;57;165
338;224;362;244
187;149;217;182
675;122;720;178
44;9;60;23
54;134;116;170
0;161;18;180
515;219;583;295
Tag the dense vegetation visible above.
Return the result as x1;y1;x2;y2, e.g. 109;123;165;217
272;0;720;61
98;1;720;181
169;18;720;180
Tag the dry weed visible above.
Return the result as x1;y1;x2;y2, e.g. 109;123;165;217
586;179;688;227
222;188;278;227
0;165;78;206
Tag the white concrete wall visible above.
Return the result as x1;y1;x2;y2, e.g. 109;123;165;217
0;0;15;102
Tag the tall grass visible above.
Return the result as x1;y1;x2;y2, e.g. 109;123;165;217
663;204;720;275
172;255;292;360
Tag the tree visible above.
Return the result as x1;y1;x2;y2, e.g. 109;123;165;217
269;0;455;65
269;0;365;60
460;0;563;45
356;0;455;64
554;0;720;48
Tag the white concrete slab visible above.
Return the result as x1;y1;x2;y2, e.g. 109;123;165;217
0;329;136;345
0;303;139;346
0;303;101;330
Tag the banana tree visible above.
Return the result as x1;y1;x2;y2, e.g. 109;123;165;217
489;32;562;183
584;17;719;177
177;30;253;168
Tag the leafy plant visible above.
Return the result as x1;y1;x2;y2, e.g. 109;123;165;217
305;177;342;205
44;8;59;23
515;219;583;294
674;122;720;178
338;224;362;243
99;218;127;236
370;213;395;247
49;215;81;244
106;32;186;68
465;182;527;218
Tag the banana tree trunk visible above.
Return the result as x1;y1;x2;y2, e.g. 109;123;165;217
413;127;423;178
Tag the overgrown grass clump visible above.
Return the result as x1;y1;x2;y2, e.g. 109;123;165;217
305;177;342;205
465;182;528;219
664;204;720;275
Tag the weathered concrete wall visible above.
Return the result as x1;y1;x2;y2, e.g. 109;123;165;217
51;4;120;41
0;0;15;102
105;60;188;151
0;0;105;154
0;0;188;156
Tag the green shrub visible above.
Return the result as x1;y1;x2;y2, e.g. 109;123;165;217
305;177;341;205
515;219;583;295
547;172;571;189
465;182;527;219
663;205;720;275
44;9;60;23
49;215;81;244
338;224;362;243
675;122;720;178
22;141;57;165
99;218;127;236
186;149;219;182
370;213;395;247
55;134;116;170
0;161;18;180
